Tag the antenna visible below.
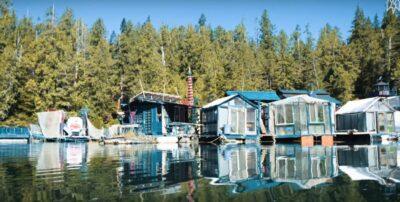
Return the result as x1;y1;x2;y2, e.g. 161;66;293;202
139;79;145;97
387;0;400;14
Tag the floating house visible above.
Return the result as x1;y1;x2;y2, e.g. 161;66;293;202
385;96;400;132
201;94;259;140
336;97;396;135
267;95;335;139
277;89;342;106
226;91;280;135
123;91;197;138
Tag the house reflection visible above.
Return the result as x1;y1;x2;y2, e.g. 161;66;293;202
201;143;272;194
36;143;88;172
116;144;198;195
337;144;400;187
264;145;338;190
201;143;339;194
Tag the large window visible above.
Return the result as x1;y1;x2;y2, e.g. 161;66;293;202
309;104;325;123
246;108;256;132
228;107;256;134
230;108;239;133
378;113;385;132
276;104;294;125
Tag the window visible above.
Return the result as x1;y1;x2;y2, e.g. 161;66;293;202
246;108;256;132
230;108;238;133
387;113;394;133
317;105;324;122
378;113;385;132
310;104;316;122
309;104;324;123
285;105;293;123
276;105;285;124
275;104;294;124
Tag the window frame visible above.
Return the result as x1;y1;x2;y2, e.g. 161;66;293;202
275;104;294;125
309;104;325;123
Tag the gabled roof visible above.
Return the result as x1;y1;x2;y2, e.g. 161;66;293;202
270;95;329;106
312;94;342;105
226;91;280;102
203;94;256;109
278;89;342;105
336;97;395;115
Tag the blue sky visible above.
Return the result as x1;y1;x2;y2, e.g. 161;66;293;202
12;0;386;39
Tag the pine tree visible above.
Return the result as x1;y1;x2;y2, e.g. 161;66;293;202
0;4;17;122
258;9;277;89
81;18;117;125
382;11;400;89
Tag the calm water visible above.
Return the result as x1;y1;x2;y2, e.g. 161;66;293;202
0;142;400;202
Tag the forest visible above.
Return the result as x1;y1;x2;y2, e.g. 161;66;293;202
0;0;399;126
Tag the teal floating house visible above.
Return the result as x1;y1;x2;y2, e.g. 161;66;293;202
124;91;196;137
267;95;335;139
201;94;260;140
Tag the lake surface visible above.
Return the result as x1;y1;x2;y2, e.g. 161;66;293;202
1;142;400;202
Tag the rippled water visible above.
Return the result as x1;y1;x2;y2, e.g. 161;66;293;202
1;142;400;201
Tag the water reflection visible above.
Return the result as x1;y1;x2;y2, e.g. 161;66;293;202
266;145;338;190
1;142;400;200
117;144;199;194
337;144;400;186
201;144;339;194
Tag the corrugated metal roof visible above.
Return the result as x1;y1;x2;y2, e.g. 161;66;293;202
226;90;280;102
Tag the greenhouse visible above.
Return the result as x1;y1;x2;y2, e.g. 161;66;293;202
336;97;396;134
267;95;335;139
201;94;260;140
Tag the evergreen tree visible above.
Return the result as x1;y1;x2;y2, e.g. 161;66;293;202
0;4;17;122
258;9;277;89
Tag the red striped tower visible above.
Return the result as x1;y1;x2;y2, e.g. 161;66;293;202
187;66;194;107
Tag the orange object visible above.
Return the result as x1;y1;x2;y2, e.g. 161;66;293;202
301;136;314;147
321;135;334;147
